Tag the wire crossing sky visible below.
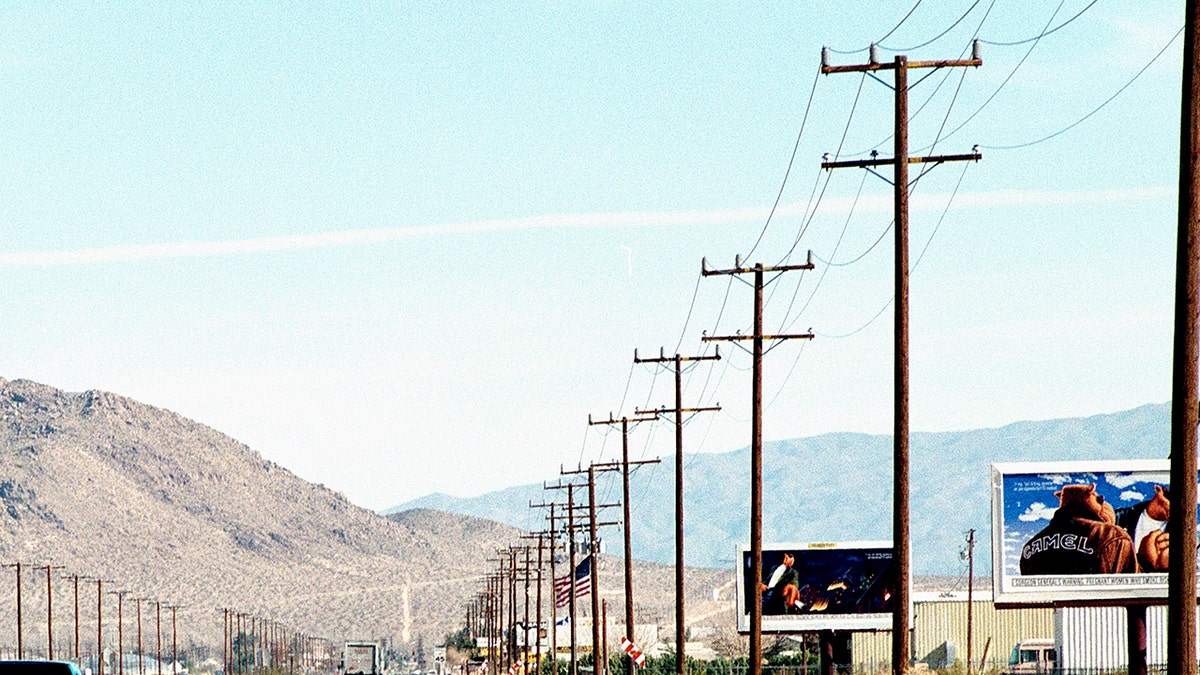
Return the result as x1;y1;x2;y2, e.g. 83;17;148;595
0;2;1184;509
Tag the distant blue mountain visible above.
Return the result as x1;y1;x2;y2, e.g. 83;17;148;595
383;403;1171;575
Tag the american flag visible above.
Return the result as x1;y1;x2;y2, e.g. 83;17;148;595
554;554;592;608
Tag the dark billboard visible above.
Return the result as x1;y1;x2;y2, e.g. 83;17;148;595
735;541;897;632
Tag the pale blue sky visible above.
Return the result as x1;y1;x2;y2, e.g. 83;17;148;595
0;2;1185;509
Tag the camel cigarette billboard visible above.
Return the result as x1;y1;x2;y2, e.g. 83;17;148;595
735;541;898;632
992;459;1197;606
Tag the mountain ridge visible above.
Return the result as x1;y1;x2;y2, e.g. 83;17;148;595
385;402;1172;575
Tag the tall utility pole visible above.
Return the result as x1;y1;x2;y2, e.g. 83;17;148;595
964;530;975;675
156;600;162;675
820;44;982;675
543;482;586;675
490;549;515;669
3;562;25;659
520;532;549;675
65;573;84;667
586;415;661;675
111;590;127;675
1171;4;1200;675
169;605;180;673
702;255;815;675
97;579;107;675
509;551;519;666
139;599;150;675
561;464;620;674
41;565;64;660
547;479;620;675
635;347;721;675
485;575;499;675
531;502;560;670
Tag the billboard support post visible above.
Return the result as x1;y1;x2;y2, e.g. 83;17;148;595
1127;606;1147;675
819;632;834;675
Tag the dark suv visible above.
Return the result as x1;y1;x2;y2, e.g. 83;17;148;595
0;662;84;675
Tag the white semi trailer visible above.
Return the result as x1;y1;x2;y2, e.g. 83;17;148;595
342;642;381;675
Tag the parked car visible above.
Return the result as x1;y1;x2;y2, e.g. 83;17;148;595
0;661;84;675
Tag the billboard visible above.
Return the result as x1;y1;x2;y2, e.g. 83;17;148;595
992;459;1198;606
735;541;898;632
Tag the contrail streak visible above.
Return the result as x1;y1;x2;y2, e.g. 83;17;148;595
0;186;1171;268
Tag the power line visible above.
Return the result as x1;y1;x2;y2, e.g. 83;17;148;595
777;72;868;265
879;0;984;52
928;0;1067;146
814;220;892;268
825;0;926;54
778;170;871;333
746;68;823;260
816;298;893;339
982;25;1184;150
912;162;974;271
849;0;1000;157
815;161;975;341
672;274;703;354
979;0;1101;46
876;0;926;46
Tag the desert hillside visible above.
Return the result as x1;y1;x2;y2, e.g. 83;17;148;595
0;377;731;659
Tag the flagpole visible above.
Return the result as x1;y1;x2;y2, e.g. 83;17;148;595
554;552;596;675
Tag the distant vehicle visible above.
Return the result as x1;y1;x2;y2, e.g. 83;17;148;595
342;642;381;675
0;661;85;675
1005;638;1057;675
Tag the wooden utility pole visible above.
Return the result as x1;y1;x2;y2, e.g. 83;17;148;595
155;600;162;675
140;599;151;675
543;482;586;675
587;465;605;672
965;530;974;675
3;562;25;659
521;531;553;675
509;551;519;666
40;565;64;660
602;600;609;674
547;479;620;675
635;347;721;675
487;575;500;675
111;590;127;675
98;579;110;675
516;544;534;670
531;502;561;671
1171;5;1200;675
820;44;981;675
170;606;180;675
490;549;515;669
562;462;621;673
702;256;814;675
586;415;661;675
65;574;84;667
518;528;549;672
